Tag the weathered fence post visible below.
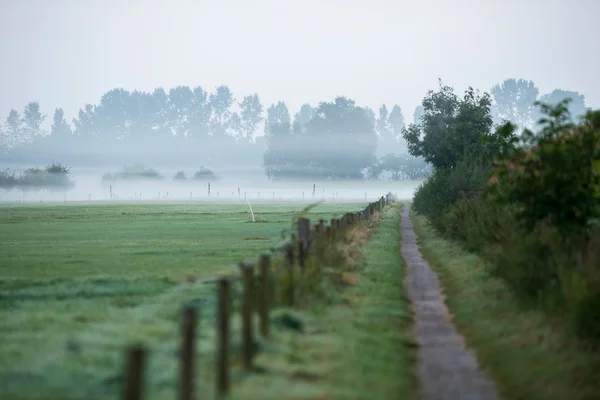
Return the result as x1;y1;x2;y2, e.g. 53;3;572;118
216;279;230;397
179;306;198;400
286;238;296;307
241;264;255;370
122;345;146;400
259;254;271;338
297;218;311;269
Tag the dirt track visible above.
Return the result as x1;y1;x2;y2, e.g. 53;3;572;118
401;205;499;400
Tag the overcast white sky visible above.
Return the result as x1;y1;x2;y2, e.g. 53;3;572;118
1;0;599;126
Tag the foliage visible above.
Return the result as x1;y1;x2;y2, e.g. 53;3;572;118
368;153;429;180
402;81;494;169
264;97;377;180
490;78;539;128
489;100;600;242
533;89;588;124
0;162;74;191
102;164;164;181
0;169;17;190
173;170;186;181
192;166;217;181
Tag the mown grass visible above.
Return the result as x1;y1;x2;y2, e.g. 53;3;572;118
0;202;362;280
411;211;600;400
0;202;365;400
229;203;417;399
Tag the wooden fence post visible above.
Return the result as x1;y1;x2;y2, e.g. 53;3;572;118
179;306;198;400
216;279;230;397
259;254;271;338
297;218;311;269
286;239;296;307
122;345;146;400
241;264;255;370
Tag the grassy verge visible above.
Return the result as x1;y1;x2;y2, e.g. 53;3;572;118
231;203;417;399
411;212;600;400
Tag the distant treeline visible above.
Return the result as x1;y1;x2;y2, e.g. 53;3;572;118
0;79;589;181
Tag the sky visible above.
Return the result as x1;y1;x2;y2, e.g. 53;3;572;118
1;0;599;127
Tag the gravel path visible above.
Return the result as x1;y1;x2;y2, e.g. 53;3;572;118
401;205;499;400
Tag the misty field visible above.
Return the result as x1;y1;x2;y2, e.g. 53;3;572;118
0;201;364;399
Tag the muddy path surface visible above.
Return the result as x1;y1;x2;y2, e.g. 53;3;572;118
401;205;499;400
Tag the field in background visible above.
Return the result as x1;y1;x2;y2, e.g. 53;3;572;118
0;201;365;399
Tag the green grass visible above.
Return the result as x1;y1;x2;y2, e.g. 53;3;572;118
0;202;362;280
230;203;417;399
0;202;365;400
411;211;600;400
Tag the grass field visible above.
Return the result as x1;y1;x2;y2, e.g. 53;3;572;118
0;201;366;400
411;212;600;400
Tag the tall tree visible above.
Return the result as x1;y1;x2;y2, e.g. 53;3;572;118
22;101;46;139
402;82;493;169
168;86;195;138
239;94;263;140
413;105;424;124
533;89;588;124
376;104;390;139
389;105;405;136
189;86;212;138
50;108;72;138
490;78;539;128
209;85;234;137
364;107;376;127
264;101;291;136
292;104;313;134
72;104;97;137
94;89;131;139
5;109;23;148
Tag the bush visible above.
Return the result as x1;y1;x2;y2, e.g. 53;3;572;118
103;165;163;181
193;166;217;181
412;156;492;231
173;171;186;181
43;162;74;190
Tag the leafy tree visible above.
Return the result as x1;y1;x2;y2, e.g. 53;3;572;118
292;104;313;134
72;104;98;137
264;101;291;135
402;81;493;169
389;105;405;136
413;105;424;124
533;89;588;124
189;86;212;138
209;85;234;137
489;99;600;242
364;107;376;127
378;104;406;155
376;104;390;139
51;108;72;138
22;101;46;139
490;78;539;128
4;109;23;148
168;86;195;138
239;94;263;140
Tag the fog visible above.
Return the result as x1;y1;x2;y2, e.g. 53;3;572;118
0;164;421;204
1;1;598;205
